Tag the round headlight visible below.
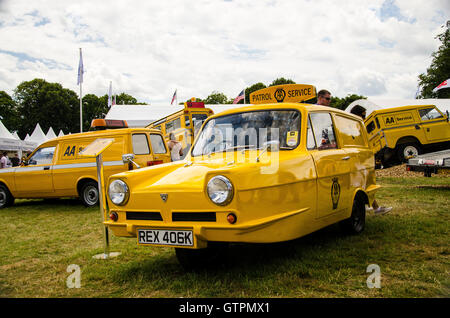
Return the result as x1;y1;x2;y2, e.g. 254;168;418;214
207;175;233;206
108;179;130;206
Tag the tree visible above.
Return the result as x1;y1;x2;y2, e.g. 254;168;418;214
13;79;79;138
240;82;267;105
417;26;450;99
330;94;366;110
204;91;231;104
269;77;296;87
0;91;19;132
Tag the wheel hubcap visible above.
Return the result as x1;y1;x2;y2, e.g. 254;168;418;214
404;146;418;158
84;186;98;205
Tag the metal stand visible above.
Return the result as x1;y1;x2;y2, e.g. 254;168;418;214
92;152;121;260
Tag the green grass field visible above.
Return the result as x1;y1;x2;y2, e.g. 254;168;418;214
0;175;449;298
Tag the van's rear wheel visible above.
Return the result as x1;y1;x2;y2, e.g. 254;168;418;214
340;195;365;235
80;181;99;207
0;184;14;208
397;142;421;162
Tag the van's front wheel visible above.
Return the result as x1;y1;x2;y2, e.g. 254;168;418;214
80;181;99;207
397;142;421;162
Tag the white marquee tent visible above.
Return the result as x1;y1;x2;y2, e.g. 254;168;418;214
104;104;248;127
345;99;450;117
46;127;57;140
28;123;48;146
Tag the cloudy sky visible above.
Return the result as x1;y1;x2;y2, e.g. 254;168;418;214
0;0;449;105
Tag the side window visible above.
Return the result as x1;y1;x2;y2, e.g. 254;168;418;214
132;134;150;155
165;118;181;133
149;134;167;154
366;121;376;134
307;116;317;150
185;116;191;127
334;115;367;147
419;107;443;121
28;146;55;165
309;113;337;150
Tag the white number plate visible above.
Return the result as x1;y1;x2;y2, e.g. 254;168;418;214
138;229;193;247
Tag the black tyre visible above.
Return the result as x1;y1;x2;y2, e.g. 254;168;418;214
397;142;421;162
340;195;366;235
0;184;15;208
175;242;228;270
80;181;99;207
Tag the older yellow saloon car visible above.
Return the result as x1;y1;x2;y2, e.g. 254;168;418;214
104;103;380;268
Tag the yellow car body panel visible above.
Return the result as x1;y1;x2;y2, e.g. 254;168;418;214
105;103;379;248
0;128;171;202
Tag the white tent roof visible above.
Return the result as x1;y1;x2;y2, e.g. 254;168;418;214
0;121;21;150
105;104;248;127
46;127;57;140
58;130;65;137
12;131;21;140
345;99;450;117
28;123;48;145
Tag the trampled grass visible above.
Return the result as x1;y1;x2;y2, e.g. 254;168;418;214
0;176;448;298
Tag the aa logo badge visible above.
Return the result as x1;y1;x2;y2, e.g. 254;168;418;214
331;177;340;209
274;88;286;102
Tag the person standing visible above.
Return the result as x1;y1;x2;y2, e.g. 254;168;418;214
317;89;332;106
168;133;183;161
0;152;7;168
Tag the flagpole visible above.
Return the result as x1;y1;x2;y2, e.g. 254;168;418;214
79;48;83;133
244;88;246;104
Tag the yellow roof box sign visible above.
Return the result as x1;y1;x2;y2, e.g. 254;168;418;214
250;84;316;104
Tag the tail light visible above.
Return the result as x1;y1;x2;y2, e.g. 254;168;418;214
147;160;164;166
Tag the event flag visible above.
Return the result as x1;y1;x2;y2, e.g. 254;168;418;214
108;81;113;107
232;90;245;104
171;89;177;105
77;49;84;85
432;79;450;92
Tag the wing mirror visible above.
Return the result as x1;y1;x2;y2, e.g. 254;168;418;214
122;154;141;169
256;140;280;162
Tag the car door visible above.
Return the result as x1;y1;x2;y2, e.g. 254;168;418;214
417;106;450;142
307;112;351;219
15;144;56;195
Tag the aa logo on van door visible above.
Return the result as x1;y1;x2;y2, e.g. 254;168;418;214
331;177;340;209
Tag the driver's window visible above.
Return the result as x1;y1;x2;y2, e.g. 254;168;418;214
28;146;55;165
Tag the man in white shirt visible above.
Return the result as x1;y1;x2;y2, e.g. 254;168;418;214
168;133;183;161
0;152;8;168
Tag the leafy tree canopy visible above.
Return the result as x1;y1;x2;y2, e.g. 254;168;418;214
417;27;450;99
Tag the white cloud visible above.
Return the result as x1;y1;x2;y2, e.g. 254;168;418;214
0;0;448;104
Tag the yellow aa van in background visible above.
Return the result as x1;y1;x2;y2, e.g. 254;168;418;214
0;119;171;208
104;103;380;269
364;104;450;165
147;101;213;159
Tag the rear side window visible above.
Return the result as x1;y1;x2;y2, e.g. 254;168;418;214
334;115;367;147
150;134;167;154
309;113;337;150
419;107;443;121
366;121;376;134
132;134;150;155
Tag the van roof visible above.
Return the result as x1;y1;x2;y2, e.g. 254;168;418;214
364;104;436;121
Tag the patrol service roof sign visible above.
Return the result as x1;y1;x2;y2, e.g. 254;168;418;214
249;84;316;104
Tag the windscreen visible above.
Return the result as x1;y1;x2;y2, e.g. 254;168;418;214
192;110;301;156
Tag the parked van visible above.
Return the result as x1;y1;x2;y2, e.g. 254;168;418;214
147;101;213;159
0;119;171;208
364;104;450;165
104;102;380;269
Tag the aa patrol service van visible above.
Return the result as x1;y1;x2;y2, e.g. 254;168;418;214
364;104;450;165
103;85;381;269
0;119;171;208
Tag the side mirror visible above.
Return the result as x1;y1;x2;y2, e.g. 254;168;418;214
256;140;280;162
122;154;141;169
446;110;449;122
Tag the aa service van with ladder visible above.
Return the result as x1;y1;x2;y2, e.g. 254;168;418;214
365;104;450;165
147;101;213;159
0;119;171;208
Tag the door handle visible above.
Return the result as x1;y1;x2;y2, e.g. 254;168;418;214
43;166;50;170
341;156;350;161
